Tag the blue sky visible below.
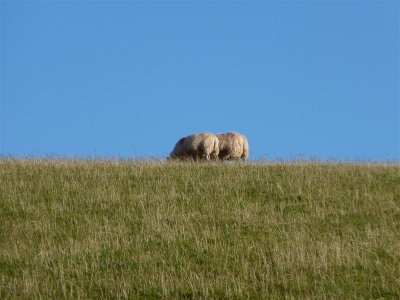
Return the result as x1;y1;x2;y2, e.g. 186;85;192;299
1;1;399;160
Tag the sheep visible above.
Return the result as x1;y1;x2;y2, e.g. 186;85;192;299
169;132;219;161
216;132;249;161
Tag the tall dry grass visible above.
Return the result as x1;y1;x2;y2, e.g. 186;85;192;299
0;159;399;299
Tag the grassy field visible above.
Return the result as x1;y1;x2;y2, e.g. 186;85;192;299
0;159;399;299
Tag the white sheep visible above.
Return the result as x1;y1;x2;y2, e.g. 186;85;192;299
216;132;249;161
169;133;219;161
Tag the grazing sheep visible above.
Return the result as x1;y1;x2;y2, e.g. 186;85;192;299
216;132;249;161
169;133;219;161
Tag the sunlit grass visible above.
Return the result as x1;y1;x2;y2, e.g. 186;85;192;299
1;159;399;298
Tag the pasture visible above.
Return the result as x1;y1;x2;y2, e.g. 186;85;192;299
0;159;399;299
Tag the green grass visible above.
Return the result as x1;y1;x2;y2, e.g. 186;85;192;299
0;159;399;299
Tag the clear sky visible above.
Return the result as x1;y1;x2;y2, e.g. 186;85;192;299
1;1;399;160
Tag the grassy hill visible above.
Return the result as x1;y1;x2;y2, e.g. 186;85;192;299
1;159;399;299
